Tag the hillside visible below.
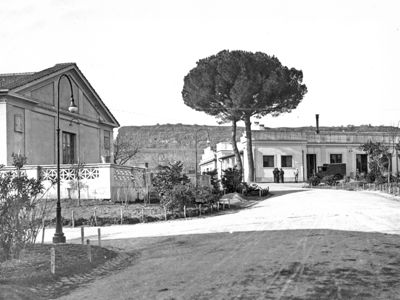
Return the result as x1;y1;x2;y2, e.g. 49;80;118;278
117;124;245;172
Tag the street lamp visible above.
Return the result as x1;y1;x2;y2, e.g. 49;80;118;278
53;74;78;244
195;128;210;188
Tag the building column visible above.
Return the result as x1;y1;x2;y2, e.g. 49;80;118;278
0;101;7;165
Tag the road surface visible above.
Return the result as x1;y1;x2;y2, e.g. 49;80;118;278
45;183;400;242
55;184;400;299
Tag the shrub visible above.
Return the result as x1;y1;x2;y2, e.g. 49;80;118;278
221;167;242;193
169;183;196;210
365;172;375;183
152;161;191;210
308;175;320;186
0;154;45;261
321;175;337;186
195;186;220;204
204;169;220;193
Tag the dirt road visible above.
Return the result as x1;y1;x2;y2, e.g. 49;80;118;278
46;184;400;242
56;186;400;299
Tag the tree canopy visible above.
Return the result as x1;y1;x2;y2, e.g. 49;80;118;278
182;50;307;120
182;50;307;181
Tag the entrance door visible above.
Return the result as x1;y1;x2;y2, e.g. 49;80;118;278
356;154;368;174
306;154;317;178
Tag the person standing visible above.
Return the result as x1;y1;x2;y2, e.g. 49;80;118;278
279;168;285;183
294;168;299;183
273;168;279;183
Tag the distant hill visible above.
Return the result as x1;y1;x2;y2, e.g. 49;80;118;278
117;124;245;172
117;123;399;171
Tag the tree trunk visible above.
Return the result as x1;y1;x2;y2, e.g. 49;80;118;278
244;115;255;183
231;119;243;182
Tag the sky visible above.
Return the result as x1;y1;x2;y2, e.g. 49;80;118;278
0;0;399;129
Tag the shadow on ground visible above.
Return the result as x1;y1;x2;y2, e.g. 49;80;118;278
59;229;400;300
267;189;307;198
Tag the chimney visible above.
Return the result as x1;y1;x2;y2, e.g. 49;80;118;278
315;114;320;134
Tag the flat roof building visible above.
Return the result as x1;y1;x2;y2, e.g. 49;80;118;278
200;124;399;183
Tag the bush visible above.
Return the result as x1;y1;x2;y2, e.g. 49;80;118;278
221;167;242;193
308;175;320;186
321;175;337;186
204;169;220;193
365;172;375;183
169;183;196;210
0;154;45;261
152;161;191;210
195;186;220;204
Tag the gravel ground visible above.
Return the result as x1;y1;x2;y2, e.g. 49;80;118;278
49;183;400;299
43;183;400;242
58;229;400;299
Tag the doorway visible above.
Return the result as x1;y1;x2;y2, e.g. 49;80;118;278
356;154;368;174
306;154;317;178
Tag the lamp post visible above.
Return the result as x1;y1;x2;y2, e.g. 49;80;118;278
53;74;78;244
194;129;210;188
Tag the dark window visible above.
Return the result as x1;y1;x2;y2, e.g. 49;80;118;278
62;132;76;164
263;155;274;168
356;154;368;174
382;153;392;172
330;154;342;164
281;155;293;168
104;131;110;150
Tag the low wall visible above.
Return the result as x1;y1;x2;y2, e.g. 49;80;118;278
0;163;148;201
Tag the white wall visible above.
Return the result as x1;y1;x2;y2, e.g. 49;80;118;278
0;102;7;165
253;142;305;182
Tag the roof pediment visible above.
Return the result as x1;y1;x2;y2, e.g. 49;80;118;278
0;63;119;127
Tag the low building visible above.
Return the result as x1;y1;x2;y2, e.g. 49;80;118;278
200;124;399;183
0;63;147;200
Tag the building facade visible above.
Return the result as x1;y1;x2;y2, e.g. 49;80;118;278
0;63;119;166
200;124;399;183
0;63;147;200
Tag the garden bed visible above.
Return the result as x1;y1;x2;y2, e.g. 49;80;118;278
42;193;266;228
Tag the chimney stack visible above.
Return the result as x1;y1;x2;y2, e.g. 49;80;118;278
315;114;320;134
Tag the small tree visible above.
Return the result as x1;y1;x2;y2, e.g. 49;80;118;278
70;161;87;206
204;169;220;193
360;141;391;182
0;154;44;261
221;167;242;193
152;161;191;210
113;134;140;165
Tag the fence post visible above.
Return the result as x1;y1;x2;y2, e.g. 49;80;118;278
98;228;101;247
120;207;123;225
41;220;45;244
86;239;92;263
164;207;167;221
183;205;187;218
141;207;145;223
71;210;75;227
93;207;97;226
199;204;202;216
50;247;56;274
81;227;84;245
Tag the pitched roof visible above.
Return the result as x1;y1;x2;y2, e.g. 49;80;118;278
0;63;76;89
0;63;120;127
